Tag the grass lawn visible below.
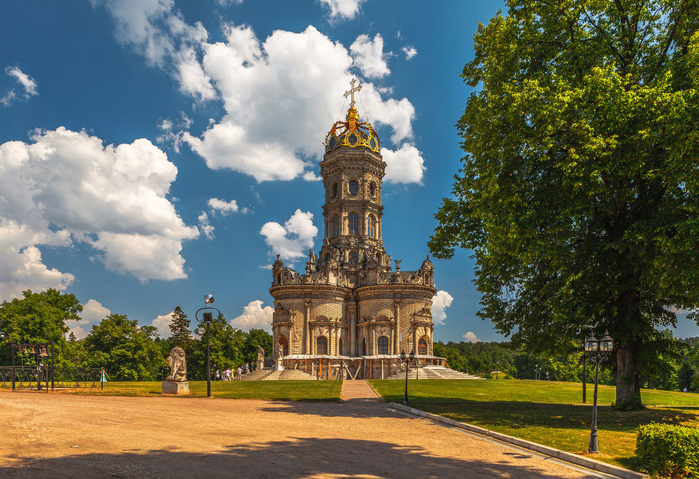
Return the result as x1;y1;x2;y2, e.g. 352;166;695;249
54;380;342;401
369;379;699;471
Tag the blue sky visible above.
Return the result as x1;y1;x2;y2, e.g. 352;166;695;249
1;0;698;344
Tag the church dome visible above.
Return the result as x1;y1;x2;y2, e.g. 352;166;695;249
325;106;381;154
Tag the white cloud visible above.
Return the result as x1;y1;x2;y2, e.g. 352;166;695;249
260;209;317;263
402;46;417;60
318;0;365;20
0;127;199;295
152;311;174;338
208;198;239;215
97;4;424;184
350;34;390;79
66;299;111;339
100;0;214;101
463;331;480;343
431;290;454;326
231;300;273;331
198;212;215;239
1;67;38;107
156;111;191;152
216;0;243;4
382;143;426;184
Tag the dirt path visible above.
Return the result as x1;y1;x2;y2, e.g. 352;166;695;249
0;390;603;479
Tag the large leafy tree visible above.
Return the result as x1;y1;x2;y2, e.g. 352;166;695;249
430;0;699;408
0;289;82;366
83;314;166;380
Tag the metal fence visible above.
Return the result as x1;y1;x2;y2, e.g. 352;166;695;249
0;366;103;390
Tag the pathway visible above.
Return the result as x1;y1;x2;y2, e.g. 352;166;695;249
0;390;610;479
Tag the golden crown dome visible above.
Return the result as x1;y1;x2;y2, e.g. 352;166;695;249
325;106;381;154
325;80;381;154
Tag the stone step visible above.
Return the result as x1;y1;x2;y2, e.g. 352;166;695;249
260;369;318;380
389;367;483;380
239;368;275;381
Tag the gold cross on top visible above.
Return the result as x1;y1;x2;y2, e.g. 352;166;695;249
344;79;362;108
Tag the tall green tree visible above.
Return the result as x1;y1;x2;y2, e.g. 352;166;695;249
168;306;192;349
430;0;699;409
0;289;83;366
83;314;166;380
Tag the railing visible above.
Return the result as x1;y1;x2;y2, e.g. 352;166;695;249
0;366;103;390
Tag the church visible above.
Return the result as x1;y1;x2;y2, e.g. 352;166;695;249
269;82;444;380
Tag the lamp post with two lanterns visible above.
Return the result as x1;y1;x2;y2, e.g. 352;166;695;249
400;350;415;405
584;329;614;454
196;294;219;398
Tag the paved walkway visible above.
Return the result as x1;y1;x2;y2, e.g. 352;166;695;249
340;379;380;401
0;390;606;479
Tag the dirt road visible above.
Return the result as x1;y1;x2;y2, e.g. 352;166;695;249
0;388;602;478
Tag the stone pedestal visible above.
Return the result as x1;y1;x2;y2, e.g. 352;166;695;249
257;359;264;371
162;381;190;395
275;356;285;371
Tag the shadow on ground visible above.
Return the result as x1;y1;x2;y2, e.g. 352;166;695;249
259;398;393;419
0;436;600;479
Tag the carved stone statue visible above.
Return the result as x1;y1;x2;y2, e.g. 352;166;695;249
309;249;317;264
166;346;187;382
394;259;402;272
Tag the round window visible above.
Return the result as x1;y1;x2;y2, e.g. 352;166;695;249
349;180;358;195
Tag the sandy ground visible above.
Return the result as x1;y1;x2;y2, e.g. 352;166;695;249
0;385;605;479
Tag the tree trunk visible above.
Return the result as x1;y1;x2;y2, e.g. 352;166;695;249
616;346;642;410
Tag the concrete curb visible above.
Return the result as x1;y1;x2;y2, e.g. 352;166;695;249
387;402;648;479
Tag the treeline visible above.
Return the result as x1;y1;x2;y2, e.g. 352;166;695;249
435;336;699;392
0;289;272;381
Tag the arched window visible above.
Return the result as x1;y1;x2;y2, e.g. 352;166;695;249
369;182;376;197
367;215;376;238
378;336;389;355
349;251;358;263
418;338;428;355
317;336;328;355
332;215;340;237
279;336;289;356
348;212;359;235
332;182;338;198
338;338;343;356
349;180;358;195
362;338;367;356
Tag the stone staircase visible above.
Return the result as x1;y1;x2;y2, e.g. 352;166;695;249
261;369;318;380
389;366;483;380
239;368;275;381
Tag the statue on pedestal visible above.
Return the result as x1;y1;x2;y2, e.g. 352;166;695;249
256;345;265;371
163;346;190;395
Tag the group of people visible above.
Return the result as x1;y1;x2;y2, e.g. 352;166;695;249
214;362;255;381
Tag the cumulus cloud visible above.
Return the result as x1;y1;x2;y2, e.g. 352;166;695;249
152;311;174;338
97;4;425;184
1;66;38;107
156;111;191;152
0;127;199;296
260;209;317;263
318;0;365;20
231;300;273;331
431;290;454;326
382;143;426;184
99;0;215;101
65;299;111;340
198;212;215;239
402;46;417;60
208;198;239;215
350;34;390;79
463;332;480;343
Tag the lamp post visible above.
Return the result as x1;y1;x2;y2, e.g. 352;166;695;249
196;293;219;398
584;330;614;454
400;350;415;405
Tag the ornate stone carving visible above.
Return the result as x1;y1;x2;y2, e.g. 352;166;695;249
166;347;187;382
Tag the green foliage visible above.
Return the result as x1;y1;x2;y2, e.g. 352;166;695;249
188;313;245;379
637;423;699;478
0;289;82;366
83;314;166;380
678;362;696;392
430;0;699;407
242;328;273;363
168;306;192;349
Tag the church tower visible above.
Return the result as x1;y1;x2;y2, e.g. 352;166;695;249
269;80;438;378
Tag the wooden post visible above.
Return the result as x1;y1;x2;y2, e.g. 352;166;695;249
370;359;373;379
305;359;307;373
320;358;323;379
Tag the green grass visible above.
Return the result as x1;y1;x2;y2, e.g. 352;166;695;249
56;380;342;401
369;379;699;471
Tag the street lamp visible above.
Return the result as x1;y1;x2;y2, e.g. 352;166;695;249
196;293;219;398
584;329;613;454
400;350;415;405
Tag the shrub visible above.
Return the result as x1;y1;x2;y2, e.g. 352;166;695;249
636;423;699;478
